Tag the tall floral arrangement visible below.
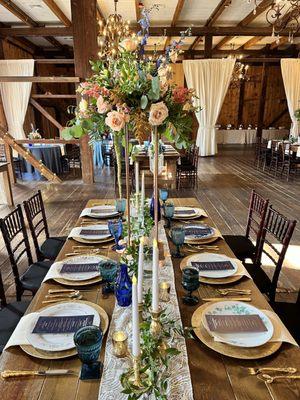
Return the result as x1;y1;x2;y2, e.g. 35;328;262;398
62;8;198;198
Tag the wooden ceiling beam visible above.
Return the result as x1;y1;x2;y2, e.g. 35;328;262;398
242;36;264;49
135;0;142;23
205;0;231;27
0;26;72;36
190;36;203;51
171;0;185;27
0;0;39;26
270;36;289;50
42;0;71;27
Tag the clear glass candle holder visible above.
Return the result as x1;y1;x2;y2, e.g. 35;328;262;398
112;330;128;358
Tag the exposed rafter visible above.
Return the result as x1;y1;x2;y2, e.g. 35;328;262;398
0;0;39;26
171;0;185;27
135;0;142;23
205;0;231;27
242;36;264;49
42;0;71;27
270;36;289;50
189;36;203;51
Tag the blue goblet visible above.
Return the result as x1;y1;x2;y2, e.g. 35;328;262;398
159;188;169;207
170;226;185;258
99;260;119;295
182;267;200;306
164;202;174;229
115;198;126;216
108;219;124;251
74;325;103;380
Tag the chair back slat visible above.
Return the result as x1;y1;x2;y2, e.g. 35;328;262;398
0;272;7;308
23;190;49;261
0;205;33;299
259;206;297;302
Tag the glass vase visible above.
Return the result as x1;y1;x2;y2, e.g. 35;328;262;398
115;264;132;307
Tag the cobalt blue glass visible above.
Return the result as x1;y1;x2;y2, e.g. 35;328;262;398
170;226;185;258
115;198;126;215
159;188;169;207
115;264;132;307
164;202;174;229
99;260;119;295
181;267;200;306
74;325;103;380
108;219;124;251
150;194;161;221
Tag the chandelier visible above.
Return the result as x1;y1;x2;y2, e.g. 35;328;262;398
248;0;300;43
97;0;135;58
227;45;250;87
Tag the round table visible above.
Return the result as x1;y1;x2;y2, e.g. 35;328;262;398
22;144;63;179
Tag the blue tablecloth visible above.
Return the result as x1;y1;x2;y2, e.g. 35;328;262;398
93;140;104;167
21;144;63;179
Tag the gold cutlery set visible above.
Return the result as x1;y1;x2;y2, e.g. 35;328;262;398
202;289;252;302
42;289;83;304
65;245;111;257
1;369;77;379
246;367;299;384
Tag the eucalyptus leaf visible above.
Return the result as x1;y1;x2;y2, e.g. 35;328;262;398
141;95;148;109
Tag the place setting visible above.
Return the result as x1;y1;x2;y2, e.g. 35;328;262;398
68;223;114;245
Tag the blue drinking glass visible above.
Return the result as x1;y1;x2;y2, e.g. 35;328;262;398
182;267;200;306
144;141;150;152
99;260;119;295
159;188;169;207
115;264;132;307
115;198;126;215
108;219;124;251
164;202;174;229
170;226;185;258
74;325;103;380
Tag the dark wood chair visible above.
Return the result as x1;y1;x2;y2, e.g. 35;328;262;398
268;140;282;176
271;290;300;345
176;145;199;189
224;190;269;264
0;270;29;353
0;144;23;179
255;139;268;169
23;190;66;262
246;206;297;303
0;205;52;301
280;142;300;181
63;144;82;176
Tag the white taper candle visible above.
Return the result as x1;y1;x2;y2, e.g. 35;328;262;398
132;275;140;357
151;239;159;312
137;236;144;304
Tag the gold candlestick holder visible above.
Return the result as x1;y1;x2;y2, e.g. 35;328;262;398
150;308;163;337
127;354;150;392
138;302;144;325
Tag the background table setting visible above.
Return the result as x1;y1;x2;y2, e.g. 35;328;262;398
0;197;299;400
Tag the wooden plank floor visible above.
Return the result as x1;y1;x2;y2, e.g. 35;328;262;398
0;145;299;301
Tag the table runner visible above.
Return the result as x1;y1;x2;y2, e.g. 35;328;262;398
98;222;194;399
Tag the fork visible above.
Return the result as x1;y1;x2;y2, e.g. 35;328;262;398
218;289;252;295
248;367;297;375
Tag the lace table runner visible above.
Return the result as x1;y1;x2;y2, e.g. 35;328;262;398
98;222;194;400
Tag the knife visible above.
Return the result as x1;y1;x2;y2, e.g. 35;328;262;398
202;297;252;302
1;370;77;379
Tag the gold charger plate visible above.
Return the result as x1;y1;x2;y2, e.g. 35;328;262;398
191;303;282;359
180;255;243;285
20;300;109;360
171;208;207;221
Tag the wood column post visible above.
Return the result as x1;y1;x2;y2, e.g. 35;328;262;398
257;63;268;138
237;80;245;127
71;0;98;184
204;35;213;59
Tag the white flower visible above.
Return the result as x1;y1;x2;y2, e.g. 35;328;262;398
149;102;169;126
79;99;88;112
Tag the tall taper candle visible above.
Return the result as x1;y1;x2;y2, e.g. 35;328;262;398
137;236;144;304
151;239;159;312
135;161;139;195
141;170;145;213
132;275;140;357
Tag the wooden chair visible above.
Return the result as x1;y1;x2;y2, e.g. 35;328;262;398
23;190;66;262
63;144;81;176
0;270;29;353
224;190;269;264
0;205;52;301
176;145;199;189
255;139;268;169
280;142;300;181
246;206;297;303
271;290;300;345
268;140;281;176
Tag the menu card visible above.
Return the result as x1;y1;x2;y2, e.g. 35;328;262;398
80;229;110;236
191;261;234;271
174;209;196;216
91;208;116;214
32;315;94;334
60;263;99;274
205;314;267;334
184;227;212;236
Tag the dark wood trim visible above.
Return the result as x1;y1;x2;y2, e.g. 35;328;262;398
29;98;63;131
0;26;73;36
270;37;289;50
42;0;71;27
31;94;77;99
34;59;75;64
0;0;39;26
268;107;289;127
237;80;246;126
0;76;80;82
242;36;264;49
171;0;185;27
257;63;268;136
189;36;203;51
205;0;231;27
204;35;213;58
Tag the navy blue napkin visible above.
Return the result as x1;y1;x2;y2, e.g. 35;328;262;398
80;229;110;236
191;261;234;271
184;227;212;237
32;315;94;334
60;263;99;274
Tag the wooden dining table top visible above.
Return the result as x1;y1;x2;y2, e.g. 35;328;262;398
134;144;180;162
0;197;299;400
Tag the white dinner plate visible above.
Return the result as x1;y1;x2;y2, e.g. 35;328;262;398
184;253;238;278
72;224;111;243
54;255;104;281
202;301;274;348
26;302;101;352
172;207;200;219
81;205;119;219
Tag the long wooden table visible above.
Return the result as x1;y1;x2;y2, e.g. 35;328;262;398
0;198;299;400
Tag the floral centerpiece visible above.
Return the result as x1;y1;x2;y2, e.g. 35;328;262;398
28;125;42;140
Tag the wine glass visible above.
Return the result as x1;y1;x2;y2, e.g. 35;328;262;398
170;226;185;258
99;260;119;295
164;202;174;229
108;219;124;251
181;267;200;306
159;188;169;207
115;198;126;218
74;325;103;380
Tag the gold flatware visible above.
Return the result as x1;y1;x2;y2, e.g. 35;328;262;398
257;373;300;384
248;367;297;376
42;295;83;304
201;297;252;302
48;289;91;294
217;289;252;295
1;369;76;379
45;291;81;299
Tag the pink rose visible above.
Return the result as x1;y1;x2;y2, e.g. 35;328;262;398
105;111;126;132
172;87;189;104
97;95;111;114
149;102;169;126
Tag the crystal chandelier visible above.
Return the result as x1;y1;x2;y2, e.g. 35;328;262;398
97;0;135;58
227;45;250;87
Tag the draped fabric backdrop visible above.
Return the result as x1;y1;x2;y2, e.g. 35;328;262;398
183;59;235;156
0;60;34;139
281;59;300;138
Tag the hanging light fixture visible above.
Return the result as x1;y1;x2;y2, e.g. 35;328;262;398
228;44;250;87
97;0;136;59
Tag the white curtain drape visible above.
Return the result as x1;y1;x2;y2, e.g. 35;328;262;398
281;59;300;138
0;59;34;139
183;59;235;156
